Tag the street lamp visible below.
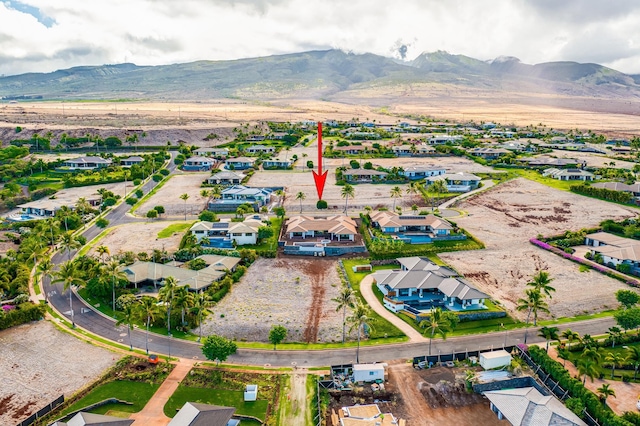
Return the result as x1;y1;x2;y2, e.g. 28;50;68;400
500;323;507;349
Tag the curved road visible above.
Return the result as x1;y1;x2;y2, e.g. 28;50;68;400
41;152;619;366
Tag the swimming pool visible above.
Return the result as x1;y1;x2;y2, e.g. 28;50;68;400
396;234;433;244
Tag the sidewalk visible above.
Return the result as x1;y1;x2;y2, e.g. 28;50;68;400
130;358;196;426
439;179;496;210
359;275;426;342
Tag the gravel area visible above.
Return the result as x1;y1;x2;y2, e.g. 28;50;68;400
89;221;186;257
439;178;638;320
0;321;121;425
200;258;346;343
137;172;210;217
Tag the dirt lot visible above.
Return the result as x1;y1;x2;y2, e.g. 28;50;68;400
439;178;638;319
547;149;638;170
88;221;185;257
200;258;345;343
136;172;210;217
0;321;120;425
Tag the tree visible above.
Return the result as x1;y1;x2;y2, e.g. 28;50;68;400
627;346;640;380
390;186;403;211
273;206;286;219
199;210;217;222
146;210;158;219
52;260;83;328
201;334;237;365
137;295;161;355
607;326;622;348
430;179;447;195
36;258;54;303
562;329;580;349
605;351;627;379
154;205;165;216
180;193;190;221
577;359;599;385
174;285;194;327
341;184;355;214
60;232;81;261
527;271;555;298
96;218;110;228
332;286;356;344
191;293;215;342
538;326;559;352
557;348;571;368
115;294;137;350
348;303;374;363
159;276;178;337
616;289;640;309
257;226;274;241
295;191;306;213
597;383;616;407
269;325;287;350
516;289;549;343
614;307;640;332
419;307;459;355
96;245;110;264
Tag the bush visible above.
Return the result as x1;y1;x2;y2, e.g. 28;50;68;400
317;200;328;209
133;179;142;186
146;210;158;219
152;174;163;182
135;189;143;198
125;197;137;205
198;210;217;222
154;205;165;214
0;302;46;330
96;218;109;228
159;169;170;176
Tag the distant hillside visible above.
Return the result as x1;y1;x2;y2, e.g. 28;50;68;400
1;49;639;101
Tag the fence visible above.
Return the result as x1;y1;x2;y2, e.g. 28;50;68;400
313;379;323;426
16;394;64;426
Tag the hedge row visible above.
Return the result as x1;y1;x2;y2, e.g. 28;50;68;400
571;184;633;204
0;302;46;330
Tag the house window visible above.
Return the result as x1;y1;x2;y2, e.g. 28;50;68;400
369;371;375;376
232;233;242;236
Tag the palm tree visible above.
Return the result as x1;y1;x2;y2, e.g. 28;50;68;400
332;286;356;344
562;329;580;349
191;292;215;342
390;186;403;211
179;193;190;221
36;258;54;302
96;245;110;264
419;307;455;356
627;346;640;380
516;288;549;342
159;276;178;336
52;261;83;328
607;326;622;348
527;270;556;298
341;184;355;214
557;348;571;368
173;285;194;327
348;302;374;363
60;232;81;261
605;351;627;379
103;259;127;315
597;383;616;407
137;295;161;355
57;206;74;232
578;359;599;385
430;179;447;195
295;191;306;213
538;326;559;352
115;294;137;350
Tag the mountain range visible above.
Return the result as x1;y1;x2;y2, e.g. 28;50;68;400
1;49;640;102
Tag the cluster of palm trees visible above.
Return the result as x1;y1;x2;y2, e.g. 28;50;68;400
331;285;374;363
516;271;555;343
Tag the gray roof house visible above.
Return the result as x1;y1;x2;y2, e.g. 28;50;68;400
52;412;134;426
427;172;481;192
542;168;594;181
61;156;112;170
225;157;256;170
207;171;245;186
168;402;239;426
484;387;586;426
399;166;446;180
120;156;144;167
193;147;229;158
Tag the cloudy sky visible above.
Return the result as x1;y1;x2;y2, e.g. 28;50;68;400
1;0;640;76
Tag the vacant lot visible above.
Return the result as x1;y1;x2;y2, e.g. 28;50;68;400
439;178;638;319
89;221;185;257
548;149;637;170
137;172;209;217
0;321;120;426
200;257;345;343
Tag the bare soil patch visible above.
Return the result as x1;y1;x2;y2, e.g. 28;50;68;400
137;172;210;217
439;178;638;319
89;221;185;257
200;258;344;343
0;321;121;425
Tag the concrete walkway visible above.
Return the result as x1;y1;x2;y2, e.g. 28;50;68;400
130;358;196;426
439;179;496;209
359;275;426;342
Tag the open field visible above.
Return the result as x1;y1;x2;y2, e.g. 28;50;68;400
87;221;185;256
136;172;209;217
0;321;120;426
547;149;638;169
200;258;345;343
438;178;639;320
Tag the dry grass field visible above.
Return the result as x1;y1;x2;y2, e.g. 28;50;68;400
136;172;210;217
88;221;186;257
439;178;639;320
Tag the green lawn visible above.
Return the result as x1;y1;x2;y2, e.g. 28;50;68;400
564;340;640;382
157;222;194;239
241;217;283;252
61;380;159;416
164;386;268;421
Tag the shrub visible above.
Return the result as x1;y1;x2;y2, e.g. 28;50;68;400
317;200;328;209
159;169;170;176
198;210;217;222
153;205;165;215
125;197;137;205
133;179;141;185
152;174;163;182
146;210;158;219
96;218;110;228
0;302;46;330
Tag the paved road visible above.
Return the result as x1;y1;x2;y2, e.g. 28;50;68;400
41;151;620;366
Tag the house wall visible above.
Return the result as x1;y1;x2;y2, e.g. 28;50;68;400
353;368;385;383
230;233;257;245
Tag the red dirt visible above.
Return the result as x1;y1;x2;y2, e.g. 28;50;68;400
303;259;328;343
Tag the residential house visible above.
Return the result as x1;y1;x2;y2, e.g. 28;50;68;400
339;404;398;426
193;147;229;159
262;155;293;169
591;182;640;200
469;147;510;160
400;166;446;180
342;169;388;183
61;156;112;170
207;171;245;186
428;135;463;145
225;157;256;170
369;211;454;239
426;172;481;192
585;232;640;272
333;145;366;155
51;412;134;426
285;215;357;241
245;135;266;142
518;156;586;168
268;132;288;140
16;187;101;220
392;144;435;157
208;185;272;210
372;256;489;312
542;168;594;181
120;156;144;167
245;144;274;154
183;156;216;171
484;387;586;426
168;402;239;426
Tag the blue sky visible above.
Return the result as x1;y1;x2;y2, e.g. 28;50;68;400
1;0;640;76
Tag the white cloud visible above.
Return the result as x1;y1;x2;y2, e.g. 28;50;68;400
1;0;640;76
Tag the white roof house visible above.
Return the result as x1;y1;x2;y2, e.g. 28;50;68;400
542;168;594;181
168;402;238;426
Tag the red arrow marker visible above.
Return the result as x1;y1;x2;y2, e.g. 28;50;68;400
312;121;328;200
